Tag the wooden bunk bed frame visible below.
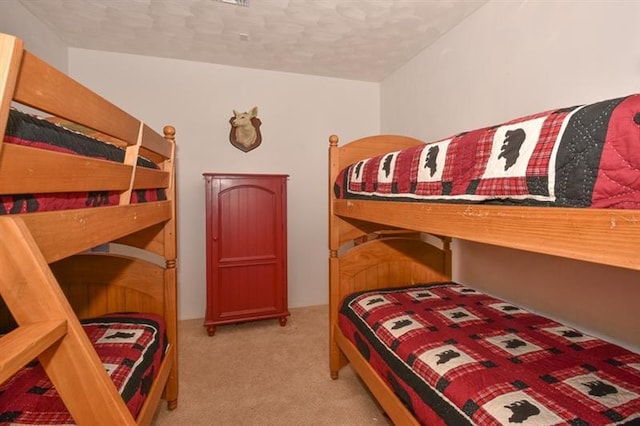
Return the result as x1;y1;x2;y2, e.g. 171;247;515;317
0;33;178;425
328;134;640;425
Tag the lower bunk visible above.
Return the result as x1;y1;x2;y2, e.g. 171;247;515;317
337;282;640;425
0;250;177;426
0;313;170;425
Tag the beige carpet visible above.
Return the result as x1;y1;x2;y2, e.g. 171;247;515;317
152;305;393;426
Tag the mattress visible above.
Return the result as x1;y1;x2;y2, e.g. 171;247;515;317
1;109;166;214
0;313;167;424
334;94;640;209
339;282;640;425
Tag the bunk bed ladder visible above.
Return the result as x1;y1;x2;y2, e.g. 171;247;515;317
0;319;67;384
0;216;137;425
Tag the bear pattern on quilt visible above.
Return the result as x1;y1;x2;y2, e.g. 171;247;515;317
0;314;166;424
339;283;640;425
335;94;640;209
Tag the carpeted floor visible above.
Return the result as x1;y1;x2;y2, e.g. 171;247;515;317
152;305;392;426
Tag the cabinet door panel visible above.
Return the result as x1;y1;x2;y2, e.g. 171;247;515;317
218;185;278;259
215;263;279;319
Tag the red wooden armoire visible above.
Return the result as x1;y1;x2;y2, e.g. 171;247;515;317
203;173;289;336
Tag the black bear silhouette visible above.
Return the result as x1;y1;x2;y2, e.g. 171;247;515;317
391;319;413;330
435;349;460;365
27;385;50;395
451;311;468;319
504;400;540;423
354;162;363;179
583;380;618;397
424;145;440;177
86;191;109;207
135;189;147;203
6;194;39;214
366;297;384;306
498;128;526;171
503;338;526;349
382;154;394;177
561;330;583;338
104;331;135;339
502;305;519;312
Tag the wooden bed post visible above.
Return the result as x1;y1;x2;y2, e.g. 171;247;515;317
328;135;348;378
162;125;179;409
326;133;463;424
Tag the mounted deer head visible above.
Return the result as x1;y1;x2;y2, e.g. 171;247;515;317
229;106;262;152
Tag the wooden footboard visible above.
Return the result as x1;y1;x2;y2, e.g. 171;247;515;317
51;254;168;319
329;234;451;423
328;134;453;381
50;250;179;413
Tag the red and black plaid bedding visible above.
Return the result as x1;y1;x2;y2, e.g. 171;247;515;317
1;109;166;214
0;313;167;424
339;283;640;425
335;94;640;209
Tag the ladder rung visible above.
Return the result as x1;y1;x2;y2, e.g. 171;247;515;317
0;319;67;383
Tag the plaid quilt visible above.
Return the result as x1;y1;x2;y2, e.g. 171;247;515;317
1;109;167;215
0;313;167;424
339;283;640;425
335;94;640;209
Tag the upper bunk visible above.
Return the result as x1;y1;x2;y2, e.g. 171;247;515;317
329;94;640;272
0;32;176;263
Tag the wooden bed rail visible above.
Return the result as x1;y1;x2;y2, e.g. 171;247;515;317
328;134;640;272
14;50;140;146
19;201;172;264
334;200;640;271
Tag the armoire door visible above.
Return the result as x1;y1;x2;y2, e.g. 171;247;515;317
203;173;289;336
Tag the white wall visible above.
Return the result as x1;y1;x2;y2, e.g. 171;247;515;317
0;0;67;72
381;0;640;349
68;49;379;320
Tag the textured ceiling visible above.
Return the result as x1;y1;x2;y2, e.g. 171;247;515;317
18;0;487;82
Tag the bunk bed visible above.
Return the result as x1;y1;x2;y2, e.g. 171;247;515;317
0;32;178;425
328;94;640;425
